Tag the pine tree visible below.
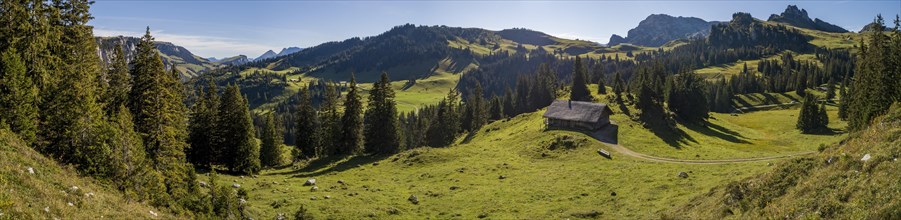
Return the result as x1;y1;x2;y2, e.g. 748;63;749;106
364;72;400;154
339;74;364;155
597;77;607;94
796;94;827;133
0;47;38;144
838;74;850;120
825;76;836;101
260;113;283;167
103;104;163;202
666;72;709;122
428;89;461;147
103;43;131;116
188;79;220;167
489;95;503;121
848;15;900;130
38;0;108;177
319;83;341;156
219;84;261;174
471;82;488;130
570;56;591;102
293;87;319;160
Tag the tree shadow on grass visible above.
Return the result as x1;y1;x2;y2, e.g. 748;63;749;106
682;121;752;144
646;121;696;149
283;154;392;178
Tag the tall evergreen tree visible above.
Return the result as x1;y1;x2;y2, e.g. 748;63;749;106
427;89;461;147
293;87;320;160
489;95;503;121
319;83;341;156
597;77;607;94
570;56;591;102
848;15;900;130
339;74;364;155
825;76;836;101
797;94;828;133
0;47;38;144
188;79;220;167
838;74;849;120
103;43;131;116
665;72;709;122
219;84;261;174
364;72;400;154
103;104;164;203
260;113;283;167
38;0;109;177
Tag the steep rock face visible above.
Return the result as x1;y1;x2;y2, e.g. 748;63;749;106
95;36;219;78
767;5;849;33
254;50;278;61
607;14;719;47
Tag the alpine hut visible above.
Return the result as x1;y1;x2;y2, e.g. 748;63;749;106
543;100;614;131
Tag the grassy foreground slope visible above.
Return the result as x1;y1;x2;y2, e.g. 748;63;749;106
217;88;847;219
666;103;901;219
221;111;771;219
0;130;169;219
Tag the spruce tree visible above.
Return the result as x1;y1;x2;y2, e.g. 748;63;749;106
219;84;261;174
104;105;163;202
0;47;38;144
796;94;827;133
570;56;591;102
666;72;709;122
489;95;503;121
38;0;109;176
188;79;220;167
848;15;900;130
293;87;320;160
103;43;131;116
364;72;400;154
825;76;836;101
597;77;607;94
339;74;364;155
838;75;849;120
260;113;283;167
319;83;341;156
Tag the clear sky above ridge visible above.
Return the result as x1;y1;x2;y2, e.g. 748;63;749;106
89;0;901;58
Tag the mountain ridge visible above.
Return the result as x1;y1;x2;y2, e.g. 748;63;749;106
767;5;849;33
608;14;721;47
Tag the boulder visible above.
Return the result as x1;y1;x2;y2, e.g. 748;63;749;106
303;179;316;186
498;175;506;180
27;167;34;174
310;196;318;200
861;154;872;161
408;195;419;204
678;172;689;178
324;195;331;199
310;186;319;192
198;181;209;188
337;180;345;184
232;183;241;188
149;210;158;217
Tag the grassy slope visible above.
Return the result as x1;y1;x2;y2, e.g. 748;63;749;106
218;88;846;219
0;129;170;219
666;103;901;219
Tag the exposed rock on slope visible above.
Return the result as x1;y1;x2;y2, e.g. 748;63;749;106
607;14;720;47
95;36;220;78
767;5;849;33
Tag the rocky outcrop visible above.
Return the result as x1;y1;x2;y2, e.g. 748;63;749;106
767;5;849;33
607;14;720;47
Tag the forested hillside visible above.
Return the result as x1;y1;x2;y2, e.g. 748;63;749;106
1;1;898;219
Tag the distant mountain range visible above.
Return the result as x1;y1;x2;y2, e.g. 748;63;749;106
608;14;722;47
767;5;849;33
94;36;220;78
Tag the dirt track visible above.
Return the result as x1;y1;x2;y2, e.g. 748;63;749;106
601;142;814;164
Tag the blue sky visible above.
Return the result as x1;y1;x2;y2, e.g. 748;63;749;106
89;1;901;58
